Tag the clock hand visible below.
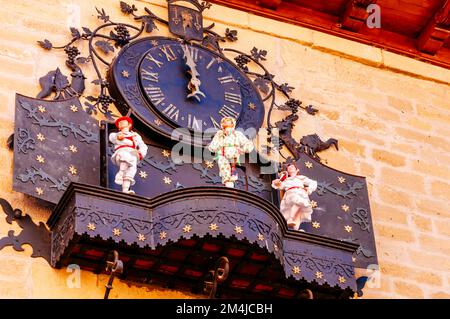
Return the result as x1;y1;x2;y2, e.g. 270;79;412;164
181;44;206;102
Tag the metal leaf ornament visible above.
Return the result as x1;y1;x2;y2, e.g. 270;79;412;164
120;1;137;15
37;39;52;50
95;40;115;54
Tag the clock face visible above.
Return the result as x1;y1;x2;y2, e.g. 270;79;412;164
108;37;265;144
139;41;247;131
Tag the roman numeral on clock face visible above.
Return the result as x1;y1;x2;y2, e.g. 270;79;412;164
162;104;179;122
160;45;177;61
145;54;163;68
218;75;235;84
187;114;203;131
141;68;159;83
144;85;165;106
210;116;221;130
206;57;215;70
219;104;240;119
188;46;199;62
224;92;242;105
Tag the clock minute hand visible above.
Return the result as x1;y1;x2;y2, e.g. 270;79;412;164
181;45;206;102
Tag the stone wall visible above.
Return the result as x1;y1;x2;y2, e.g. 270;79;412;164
0;0;449;298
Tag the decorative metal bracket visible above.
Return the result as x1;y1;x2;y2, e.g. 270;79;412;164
104;250;124;299
0;198;51;263
204;256;229;299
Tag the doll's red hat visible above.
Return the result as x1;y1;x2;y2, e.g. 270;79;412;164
115;116;133;129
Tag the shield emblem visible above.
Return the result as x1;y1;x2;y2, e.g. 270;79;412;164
168;1;205;41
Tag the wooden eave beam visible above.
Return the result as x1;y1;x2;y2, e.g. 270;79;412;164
339;0;377;32
256;0;282;11
417;0;450;55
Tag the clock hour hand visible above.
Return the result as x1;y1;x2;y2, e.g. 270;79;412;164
181;44;206;102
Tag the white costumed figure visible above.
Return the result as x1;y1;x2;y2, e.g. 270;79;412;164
271;162;318;231
208;117;254;188
109;116;148;194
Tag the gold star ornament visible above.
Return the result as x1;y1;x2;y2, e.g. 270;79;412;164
338;276;346;284
205;161;214;169
305;161;313;169
341;204;349;212
162;150;171;157
312;221;320;229
36;155;45;163
36;133;45;142
292;266;301;274
139;171;148;179
87;223;96;231
344;225;353;233
154;119;162;126
163;176;172;184
248;102;256;110
234;225;243;234
70;105;78;112
159;231;167;240
113;228;121;236
35;187;44;195
121;70;129;78
338;176;346;183
69;145;78;153
38;105;46;113
315;271;323;279
209;223;218;231
138;234;146;241
183;224;192;233
151;40;159;46
68;165;77;175
257;233;265;241
310;200;317;208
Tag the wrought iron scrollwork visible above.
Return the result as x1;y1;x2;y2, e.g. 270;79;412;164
0;198;51;263
204;256;229;299
104;250;124;299
35;1;327;161
192;163;222;184
351;208;371;233
316;181;364;198
19;100;98;144
16;128;36;154
17;167;69;192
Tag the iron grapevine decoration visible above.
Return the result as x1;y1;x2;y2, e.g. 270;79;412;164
35;0;333;159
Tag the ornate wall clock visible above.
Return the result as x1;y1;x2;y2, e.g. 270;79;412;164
2;0;379;299
108;37;265;144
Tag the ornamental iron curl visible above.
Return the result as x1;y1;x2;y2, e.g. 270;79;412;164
17;167;69;192
351;208;371;233
204;256;229;299
19;100;98;144
16;128;36;154
316;181;364;199
104;250;124;299
0;198;51;263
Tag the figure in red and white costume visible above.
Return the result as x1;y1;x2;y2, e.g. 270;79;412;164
109;116;148;194
272;162;317;230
